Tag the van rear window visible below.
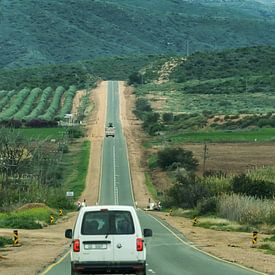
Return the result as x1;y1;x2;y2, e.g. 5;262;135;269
81;210;135;235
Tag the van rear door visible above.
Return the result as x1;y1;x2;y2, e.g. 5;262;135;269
112;211;143;262
79;210;113;262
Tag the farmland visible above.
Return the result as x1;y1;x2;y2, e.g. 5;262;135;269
0;85;89;127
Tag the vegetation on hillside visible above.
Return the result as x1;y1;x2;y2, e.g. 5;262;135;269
1;0;275;68
133;46;275;134
0;55;166;90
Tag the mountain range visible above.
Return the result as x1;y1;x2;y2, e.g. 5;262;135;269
0;0;275;68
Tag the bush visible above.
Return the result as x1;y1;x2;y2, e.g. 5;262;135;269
46;191;75;210
128;72;143;85
197;197;218;215
165;175;209;208
162;113;174;123
58;143;69;153
135;98;152;112
68;127;84;138
0;236;13;247
148;123;163;135
157;147;198;171
232;173;275;199
0;216;43;229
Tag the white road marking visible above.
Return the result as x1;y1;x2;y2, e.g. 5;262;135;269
113;145;119;205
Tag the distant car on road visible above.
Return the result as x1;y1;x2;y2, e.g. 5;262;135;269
65;205;152;275
105;122;115;137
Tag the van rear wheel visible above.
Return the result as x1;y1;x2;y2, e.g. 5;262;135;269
136;271;146;275
71;264;80;275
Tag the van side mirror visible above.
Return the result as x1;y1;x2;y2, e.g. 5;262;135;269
143;228;152;237
65;229;72;239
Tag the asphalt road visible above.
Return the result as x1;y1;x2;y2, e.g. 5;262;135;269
44;81;260;275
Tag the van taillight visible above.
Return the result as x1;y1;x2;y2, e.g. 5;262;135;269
73;239;80;252
136;238;143;251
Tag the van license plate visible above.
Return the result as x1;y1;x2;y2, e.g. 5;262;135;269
84;244;107;250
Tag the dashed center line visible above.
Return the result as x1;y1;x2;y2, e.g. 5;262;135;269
113;145;119;205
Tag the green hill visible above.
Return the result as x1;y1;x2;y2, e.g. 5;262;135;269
1;0;275;68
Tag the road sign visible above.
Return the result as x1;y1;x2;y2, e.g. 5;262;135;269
50;215;54;224
252;231;258;245
59;209;63;216
66;191;74;197
13;230;19;246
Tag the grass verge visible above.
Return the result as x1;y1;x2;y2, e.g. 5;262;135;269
0;207;57;229
18;127;66;140
258;243;275;255
145;172;157;200
63;140;90;199
0;236;13;247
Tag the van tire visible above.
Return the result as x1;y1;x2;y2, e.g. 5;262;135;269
136;271;146;275
71;264;79;275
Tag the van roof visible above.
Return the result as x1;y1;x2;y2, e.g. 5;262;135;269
81;205;135;212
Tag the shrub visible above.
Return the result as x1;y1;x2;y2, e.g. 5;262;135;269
148;123;163;136
58;143;69;153
0;216;43;229
165;174;210;208
68;127;84;138
128;72;143;85
197;197;218;215
46;190;75;210
157;147;198;171
232;173;275;199
136;98;152;112
162;112;174;123
0;236;13;247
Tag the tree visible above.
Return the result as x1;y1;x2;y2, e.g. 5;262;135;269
162;113;174;123
128;72;143;85
0;129;32;183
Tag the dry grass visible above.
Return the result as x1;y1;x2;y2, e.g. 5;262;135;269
218;193;275;226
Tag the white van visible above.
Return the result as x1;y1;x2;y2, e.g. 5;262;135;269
65;205;152;275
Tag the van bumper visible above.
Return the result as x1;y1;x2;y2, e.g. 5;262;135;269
71;261;146;274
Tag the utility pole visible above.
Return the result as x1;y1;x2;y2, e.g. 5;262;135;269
203;142;208;174
186;40;189;57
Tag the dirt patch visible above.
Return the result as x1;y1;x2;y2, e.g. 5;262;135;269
17;203;49;211
183;142;275;175
71;89;85;115
0;213;77;275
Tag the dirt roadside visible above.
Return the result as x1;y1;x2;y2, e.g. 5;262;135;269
0;81;274;274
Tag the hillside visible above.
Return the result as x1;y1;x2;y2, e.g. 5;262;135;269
1;0;275;68
0;55;168;90
135;46;275;130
